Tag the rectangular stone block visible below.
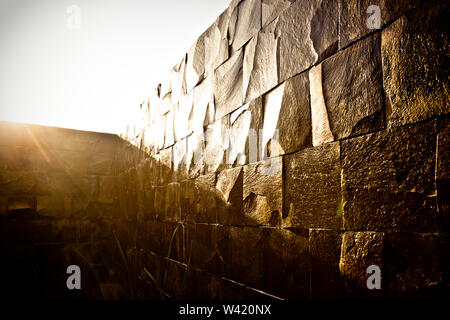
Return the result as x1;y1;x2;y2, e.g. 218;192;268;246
322;33;384;140
382;3;449;128
243;157;282;226
262;228;309;299
283;142;342;229
342;120;438;233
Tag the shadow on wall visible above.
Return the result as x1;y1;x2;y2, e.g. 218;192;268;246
0;121;449;300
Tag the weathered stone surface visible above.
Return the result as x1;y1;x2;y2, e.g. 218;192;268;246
186;224;230;276
283;142;342;229
244;18;279;103
342;120;438;233
216;167;243;225
163;110;175;148
261;0;292;27
227;104;251;165
243;157;282;226
204;116;230;173
382;4;450;128
170;57;187;104
172;138;187;181
193;173;218;223
339;231;384;291
383;233;446;293
262;228;309;299
276;0;338;82
309;64;334;146
322;33;384;140
230;0;261;52
185;34;205;92
262;73;311;157
191;76;214;132
309;229;344;299
229;226;262;288
214;49;244;120
245;97;264;164
97;176;117;204
174;93;193;142
339;0;423;49
437;118;450;231
158;147;172;184
204;12;229;75
186;129;205;178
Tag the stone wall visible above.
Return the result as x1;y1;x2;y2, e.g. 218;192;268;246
117;0;450;299
0;121;144;299
1;0;449;300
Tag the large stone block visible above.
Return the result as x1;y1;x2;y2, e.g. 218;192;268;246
227;105;251;166
229;226;262;288
172;138;188;181
342;120;438;233
191;76;214;132
243;157;282;226
382;4;449;128
186;129;205;179
174;93;193;142
262;73;311;158
204;11;229;75
339;231;384;293
339;0;423;49
322;33;384;140
214;49;244;120
185;34;205;92
230;0;261;52
243;19;278;103
262;228;310;299
276;0;338;82
283;142;342;229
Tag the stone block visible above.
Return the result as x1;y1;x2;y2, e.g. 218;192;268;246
204;116;230;173
342;120;438;232
322;33;384;140
243;157;282;226
262;228;309;299
283;143;342;229
185;34;205;92
339;231;384;293
191;76;214;132
382;4;449;128
262;73;311;157
230;0;261;52
186;129;205;179
214;49;244;120
276;0;338;82
204;12;229;75
261;0;292;28
216;167;243;225
243;18;278;103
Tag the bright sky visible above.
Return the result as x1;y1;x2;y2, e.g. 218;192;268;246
0;0;230;134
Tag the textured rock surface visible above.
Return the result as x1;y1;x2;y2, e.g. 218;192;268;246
382;4;450;128
261;0;292;27
339;0;423;48
214;49;244;120
276;0;338;82
342;120;438;233
322;33;384;140
230;0;261;52
204;116;230;173
309;64;334;146
437;118;450;231
244;18;279;103
262;73;311;157
243;157;282;226
283;143;342;229
185;34;205;92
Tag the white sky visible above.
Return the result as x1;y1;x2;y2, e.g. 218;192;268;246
0;0;230;134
